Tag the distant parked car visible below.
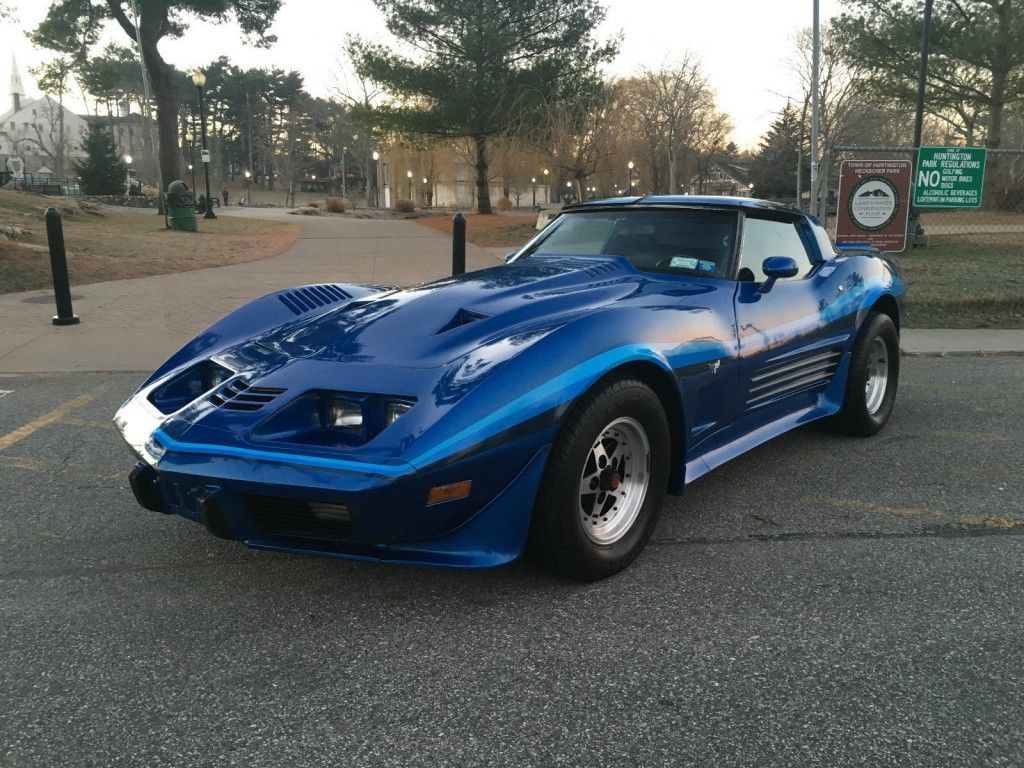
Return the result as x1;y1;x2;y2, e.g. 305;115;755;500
115;196;904;579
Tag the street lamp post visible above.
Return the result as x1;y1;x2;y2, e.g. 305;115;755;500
244;170;251;205
191;70;216;219
124;154;132;196
371;151;380;207
422;177;429;207
627;161;635;195
406;169;413;200
185;131;195;189
531;177;537;208
341;146;347;198
542;167;549;204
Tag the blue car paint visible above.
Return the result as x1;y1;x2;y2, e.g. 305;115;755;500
115;197;905;569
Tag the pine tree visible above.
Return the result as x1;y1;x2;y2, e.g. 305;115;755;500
77;122;127;195
749;104;807;200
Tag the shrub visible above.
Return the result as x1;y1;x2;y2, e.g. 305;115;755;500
325;196;348;213
287;206;322;216
496;197;513;211
307;201;320;208
394;198;416;213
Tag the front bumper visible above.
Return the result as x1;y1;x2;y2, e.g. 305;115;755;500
116;389;552;568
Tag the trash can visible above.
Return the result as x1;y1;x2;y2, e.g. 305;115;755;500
166;180;198;231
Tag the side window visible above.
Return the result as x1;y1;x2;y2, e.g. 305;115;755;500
737;217;813;282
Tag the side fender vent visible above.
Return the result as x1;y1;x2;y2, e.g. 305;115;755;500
436;308;490;334
278;284;351;316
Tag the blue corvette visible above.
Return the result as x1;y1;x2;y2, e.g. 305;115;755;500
115;196;904;579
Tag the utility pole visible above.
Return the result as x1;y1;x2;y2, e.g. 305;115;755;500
910;0;934;242
809;0;820;216
912;0;934;151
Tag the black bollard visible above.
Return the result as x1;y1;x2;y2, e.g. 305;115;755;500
452;212;466;276
44;207;80;326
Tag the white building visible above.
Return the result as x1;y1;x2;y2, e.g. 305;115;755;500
0;55;88;179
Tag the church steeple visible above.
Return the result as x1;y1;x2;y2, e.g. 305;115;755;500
10;54;24;113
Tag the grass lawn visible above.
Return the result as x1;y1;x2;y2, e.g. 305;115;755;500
416;212;538;249
0;190;302;294
894;233;1024;328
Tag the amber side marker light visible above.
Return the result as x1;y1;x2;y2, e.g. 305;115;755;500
427;480;472;506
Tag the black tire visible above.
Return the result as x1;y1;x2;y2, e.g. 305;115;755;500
830;311;899;436
529;376;671;580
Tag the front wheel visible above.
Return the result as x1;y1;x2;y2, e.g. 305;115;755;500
831;311;900;436
529;376;670;580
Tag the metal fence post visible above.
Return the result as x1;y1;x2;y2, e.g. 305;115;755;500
44;207;80;326
452;212;466;276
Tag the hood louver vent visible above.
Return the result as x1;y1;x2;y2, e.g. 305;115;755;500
210;379;287;411
437;308;490;334
582;262;621;278
278;284;351;316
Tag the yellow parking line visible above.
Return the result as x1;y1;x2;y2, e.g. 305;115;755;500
802;496;941;519
60;417;115;430
0;455;42;471
0;387;107;452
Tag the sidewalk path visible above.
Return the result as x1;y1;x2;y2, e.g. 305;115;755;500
0;208;502;374
0;208;1021;374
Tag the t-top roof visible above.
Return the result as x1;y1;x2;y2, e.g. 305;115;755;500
567;195;804;214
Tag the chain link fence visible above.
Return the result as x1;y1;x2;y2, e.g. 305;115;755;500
819;146;1024;328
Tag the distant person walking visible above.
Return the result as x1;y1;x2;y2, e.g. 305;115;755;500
222;187;229;207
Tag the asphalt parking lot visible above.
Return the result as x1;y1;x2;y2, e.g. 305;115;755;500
1;357;1022;767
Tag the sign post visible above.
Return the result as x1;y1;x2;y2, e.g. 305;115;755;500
913;146;986;208
835;159;912;253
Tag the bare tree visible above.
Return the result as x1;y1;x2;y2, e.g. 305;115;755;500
634;58;717;193
3;96;80;178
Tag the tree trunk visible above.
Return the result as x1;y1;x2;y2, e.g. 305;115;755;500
145;45;181;185
474;134;492;214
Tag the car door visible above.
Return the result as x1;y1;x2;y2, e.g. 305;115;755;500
733;211;843;423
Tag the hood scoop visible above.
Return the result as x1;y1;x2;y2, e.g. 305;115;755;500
436;308;490;334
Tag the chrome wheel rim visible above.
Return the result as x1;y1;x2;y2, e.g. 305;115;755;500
864;336;889;415
578;417;651;545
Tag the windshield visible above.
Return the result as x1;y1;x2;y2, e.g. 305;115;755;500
518;208;738;278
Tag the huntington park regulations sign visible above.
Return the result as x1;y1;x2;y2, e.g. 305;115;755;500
913;146;986;208
836;159;912;253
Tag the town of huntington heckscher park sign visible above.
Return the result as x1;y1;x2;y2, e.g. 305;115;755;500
913;146;987;208
836;159;912;253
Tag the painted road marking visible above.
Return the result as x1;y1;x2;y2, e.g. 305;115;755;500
0;455;42;471
805;495;1022;529
0;390;12;399
0;386;107;453
60;417;114;431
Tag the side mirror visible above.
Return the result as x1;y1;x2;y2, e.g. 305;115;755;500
759;256;799;293
504;250;518;263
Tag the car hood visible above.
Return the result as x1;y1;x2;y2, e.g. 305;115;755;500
253;255;650;368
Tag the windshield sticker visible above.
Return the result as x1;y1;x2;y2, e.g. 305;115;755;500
697;260;717;273
669;256;699;270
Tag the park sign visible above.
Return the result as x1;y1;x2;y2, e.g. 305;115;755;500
913;146;986;208
835;159;912;253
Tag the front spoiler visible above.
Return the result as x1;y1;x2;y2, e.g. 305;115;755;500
127;445;551;569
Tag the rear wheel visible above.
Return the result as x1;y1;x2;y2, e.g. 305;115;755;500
831;311;899;436
529;376;670;580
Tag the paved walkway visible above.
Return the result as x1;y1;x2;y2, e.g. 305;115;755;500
0;208;505;374
0;207;1021;374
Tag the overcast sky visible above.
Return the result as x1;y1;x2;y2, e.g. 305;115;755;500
4;0;844;149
